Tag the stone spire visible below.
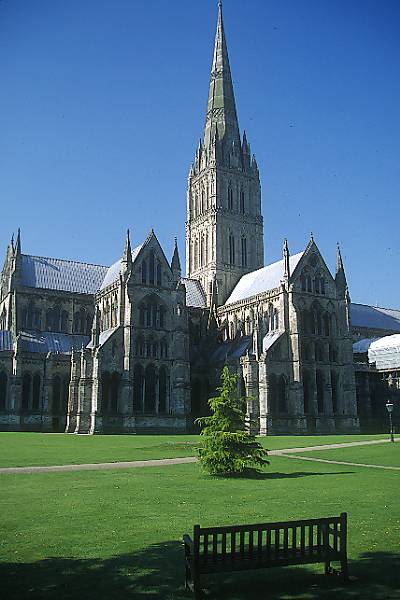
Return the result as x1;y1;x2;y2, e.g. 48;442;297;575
171;238;181;285
335;243;348;296
203;1;240;150
14;228;21;257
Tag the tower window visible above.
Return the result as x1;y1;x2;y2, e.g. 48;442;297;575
241;237;247;267
240;189;245;213
228;187;233;210
229;234;235;265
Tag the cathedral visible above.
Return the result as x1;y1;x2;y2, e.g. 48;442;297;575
0;3;398;435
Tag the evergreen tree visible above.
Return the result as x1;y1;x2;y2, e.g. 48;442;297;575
196;366;269;475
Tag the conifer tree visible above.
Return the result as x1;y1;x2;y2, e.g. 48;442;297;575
196;366;269;475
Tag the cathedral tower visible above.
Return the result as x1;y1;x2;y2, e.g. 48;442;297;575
185;2;264;305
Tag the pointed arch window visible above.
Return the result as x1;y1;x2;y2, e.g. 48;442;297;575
0;371;7;410
142;260;147;284
241;237;247;267
149;251;155;285
156;263;162;287
240;189;245;213
32;373;41;410
228;186;233;210
229;233;235;265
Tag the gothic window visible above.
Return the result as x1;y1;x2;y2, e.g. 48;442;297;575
245;316;251;335
160;338;168;358
315;341;324;362
136;335;145;356
139;304;145;326
240;189;245;214
159;366;168;413
316;370;324;413
201;188;205;213
74;308;87;334
62;376;69;413
205;231;209;265
241;237;247;267
142;260;147;284
61;310;69;333
331;371;338;414
22;373;31;411
110;372;120;413
144;364;157;412
0;371;7;410
228;186;233;210
263;312;270;334
101;372;110;412
306;275;312;292
302;370;311;414
269;374;278;414
149;251;155;285
133;364;144;412
314;275;320;294
320;278;326;294
301;273;306;292
274;308;279;330
301;340;311;362
323;313;331;337
32;373;41;410
52;375;61;414
229;233;235;265
0;309;6;330
156;263;162;287
278;375;288;413
159;306;165;328
86;314;92;335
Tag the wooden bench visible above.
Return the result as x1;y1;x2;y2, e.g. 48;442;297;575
183;513;349;598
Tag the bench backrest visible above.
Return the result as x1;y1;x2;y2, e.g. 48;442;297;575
193;513;347;561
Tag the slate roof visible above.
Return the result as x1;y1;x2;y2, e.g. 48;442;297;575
350;303;400;333
18;331;89;354
87;327;117;349
181;278;207;308
225;252;304;306
21;254;108;295
262;331;284;353
352;338;379;354
99;245;142;291
209;336;253;363
0;330;13;351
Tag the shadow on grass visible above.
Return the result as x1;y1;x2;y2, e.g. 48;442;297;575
2;543;399;600
229;469;355;480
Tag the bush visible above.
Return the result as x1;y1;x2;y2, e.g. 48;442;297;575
196;366;269;475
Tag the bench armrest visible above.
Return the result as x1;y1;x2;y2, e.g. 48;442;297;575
183;534;194;550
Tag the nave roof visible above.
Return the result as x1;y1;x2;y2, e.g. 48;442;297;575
21;254;108;295
225;252;304;305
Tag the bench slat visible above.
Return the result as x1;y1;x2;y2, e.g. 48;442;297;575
198;516;341;536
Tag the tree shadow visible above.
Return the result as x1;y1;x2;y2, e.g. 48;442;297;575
2;543;399;600
215;469;355;480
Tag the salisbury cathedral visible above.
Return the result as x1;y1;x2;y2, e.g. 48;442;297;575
1;3;399;435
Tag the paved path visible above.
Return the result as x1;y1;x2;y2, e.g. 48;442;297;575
0;437;397;475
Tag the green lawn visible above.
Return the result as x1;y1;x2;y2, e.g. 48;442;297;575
295;442;400;467
1;444;399;599
0;432;389;467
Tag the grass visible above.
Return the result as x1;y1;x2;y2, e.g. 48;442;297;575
0;432;389;467
1;441;399;599
295;443;400;467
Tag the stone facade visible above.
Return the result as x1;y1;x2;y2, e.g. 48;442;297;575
0;2;392;435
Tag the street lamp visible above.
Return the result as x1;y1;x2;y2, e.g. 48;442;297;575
385;401;395;443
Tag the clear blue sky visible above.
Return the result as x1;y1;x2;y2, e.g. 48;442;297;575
0;0;399;308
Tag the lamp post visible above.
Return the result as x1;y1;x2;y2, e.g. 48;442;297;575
385;401;395;443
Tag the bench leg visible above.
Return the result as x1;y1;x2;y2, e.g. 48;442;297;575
193;573;202;600
341;556;350;582
324;560;331;575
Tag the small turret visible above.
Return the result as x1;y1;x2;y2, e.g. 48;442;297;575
242;130;250;170
91;307;100;347
171;238;181;285
283;238;290;284
121;229;132;275
14;228;21;257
